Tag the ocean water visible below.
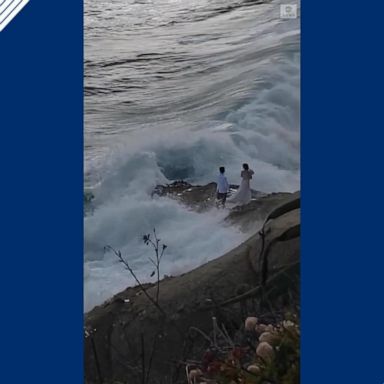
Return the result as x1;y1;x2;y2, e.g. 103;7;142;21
84;0;300;311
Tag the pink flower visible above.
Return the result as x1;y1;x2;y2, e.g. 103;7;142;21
259;332;278;344
245;317;258;331
256;342;274;361
247;364;261;374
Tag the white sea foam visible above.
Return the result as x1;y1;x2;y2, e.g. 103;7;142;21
83;123;298;311
84;189;247;311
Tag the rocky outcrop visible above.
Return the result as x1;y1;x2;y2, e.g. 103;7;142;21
84;189;300;384
152;181;266;213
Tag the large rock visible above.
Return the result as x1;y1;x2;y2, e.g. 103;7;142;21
84;190;300;384
152;180;266;213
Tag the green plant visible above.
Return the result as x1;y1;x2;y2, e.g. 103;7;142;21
187;315;300;384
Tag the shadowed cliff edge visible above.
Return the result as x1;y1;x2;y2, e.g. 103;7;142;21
84;185;300;384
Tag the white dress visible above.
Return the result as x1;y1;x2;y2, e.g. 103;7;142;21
229;169;254;205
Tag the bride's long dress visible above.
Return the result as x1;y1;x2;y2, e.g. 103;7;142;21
229;170;254;205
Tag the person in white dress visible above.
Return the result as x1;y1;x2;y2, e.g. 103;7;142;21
229;163;254;206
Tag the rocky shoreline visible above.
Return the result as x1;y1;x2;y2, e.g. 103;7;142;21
84;184;300;384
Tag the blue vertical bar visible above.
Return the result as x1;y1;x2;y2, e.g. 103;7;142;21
302;0;384;383
0;1;83;382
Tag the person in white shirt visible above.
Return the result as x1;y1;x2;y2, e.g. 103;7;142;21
216;166;230;207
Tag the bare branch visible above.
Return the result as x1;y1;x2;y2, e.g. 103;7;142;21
104;245;167;318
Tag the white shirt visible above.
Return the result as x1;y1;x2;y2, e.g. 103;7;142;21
217;173;229;193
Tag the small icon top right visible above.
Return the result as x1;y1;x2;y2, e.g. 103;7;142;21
280;4;298;19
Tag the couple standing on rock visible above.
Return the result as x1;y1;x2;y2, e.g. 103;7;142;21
216;163;254;208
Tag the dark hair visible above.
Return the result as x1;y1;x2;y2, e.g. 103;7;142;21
219;166;225;174
242;163;249;171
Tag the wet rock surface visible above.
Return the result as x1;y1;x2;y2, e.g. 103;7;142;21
152;180;266;213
